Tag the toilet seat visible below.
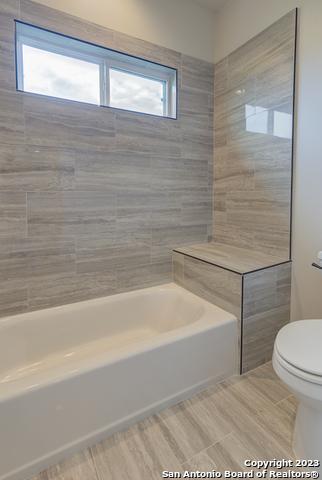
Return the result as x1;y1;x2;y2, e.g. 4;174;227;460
274;319;322;384
273;320;322;463
274;348;322;385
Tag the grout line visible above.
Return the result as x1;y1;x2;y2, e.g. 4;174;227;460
275;394;295;407
180;432;233;469
89;447;102;480
240;274;244;374
289;8;299;261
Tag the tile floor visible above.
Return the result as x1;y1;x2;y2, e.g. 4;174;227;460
32;363;302;480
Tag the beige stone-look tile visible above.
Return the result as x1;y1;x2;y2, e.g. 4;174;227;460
214;147;255;194
221;373;276;417
115;111;181;158
149;157;184;193
226;190;290;229
75;151;151;193
0;192;26;236
243;263;291;317
172;246;255;371
132;416;183;475
181;54;214;93
0;1;18;92
246;362;291;406
227;11;296;88
151;225;208;263
156;398;225;463
27;191;116;236
181;129;213;162
92;416;183;480
0;91;24;146
116;261;172;293
113;32;181;69
182;255;241;318
0;0;214;316
214;58;228;97
180;87;213;119
174;242;285;274
183;390;233;444
28;363;297;479
173;252;184;284
0;236;76;283
28;271;117;311
209;383;292;459
0;145;75;191
0;278;28;317
182;449;217;472
205;433;250;472
23;96;115;151
213;10;296;259
253;139;292;190
117;191;182;229
37;450;97;480
76;237;150;274
242;263;291;373
91;433;143;480
20;0;115;50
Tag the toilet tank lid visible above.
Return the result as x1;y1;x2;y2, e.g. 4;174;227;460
275;320;322;377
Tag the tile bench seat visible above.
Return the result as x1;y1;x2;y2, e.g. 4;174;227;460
173;242;291;373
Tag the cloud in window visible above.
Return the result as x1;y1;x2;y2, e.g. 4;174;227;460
22;46;165;116
22;45;100;104
110;69;164;115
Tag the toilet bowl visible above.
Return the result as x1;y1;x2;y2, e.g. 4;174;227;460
273;320;322;463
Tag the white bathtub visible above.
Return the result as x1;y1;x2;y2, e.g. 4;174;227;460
0;283;237;480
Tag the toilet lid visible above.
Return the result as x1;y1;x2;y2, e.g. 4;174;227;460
275;320;322;377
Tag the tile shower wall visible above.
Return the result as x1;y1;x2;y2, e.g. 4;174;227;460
0;0;214;316
213;11;296;259
242;262;291;372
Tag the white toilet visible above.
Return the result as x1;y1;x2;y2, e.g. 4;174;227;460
273;319;322;462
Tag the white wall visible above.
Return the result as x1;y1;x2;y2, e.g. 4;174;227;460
34;0;216;62
214;0;322;321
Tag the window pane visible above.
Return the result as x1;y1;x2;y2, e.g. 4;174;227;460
110;69;165;116
16;21;176;118
22;45;100;105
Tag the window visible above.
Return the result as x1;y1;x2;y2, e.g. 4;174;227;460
16;22;177;118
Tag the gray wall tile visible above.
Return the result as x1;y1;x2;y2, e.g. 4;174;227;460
0;1;19;92
0;91;24;146
19;0;115;49
0;279;28;317
213;11;296;259
28;271;117;310
0;145;75;191
27;191;117;237
0;0;214;315
173;250;291;373
23;96;116;151
242;262;292;373
173;253;242;320
0;192;26;237
172;252;242;370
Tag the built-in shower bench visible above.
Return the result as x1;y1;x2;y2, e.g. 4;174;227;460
172;242;292;373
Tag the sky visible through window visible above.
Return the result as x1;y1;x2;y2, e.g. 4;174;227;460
22;45;165;115
22;45;101;104
110;69;164;115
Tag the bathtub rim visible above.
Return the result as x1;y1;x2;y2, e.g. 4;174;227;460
0;282;229;327
0;283;237;402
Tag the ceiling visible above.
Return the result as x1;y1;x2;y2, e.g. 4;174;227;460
194;0;227;12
